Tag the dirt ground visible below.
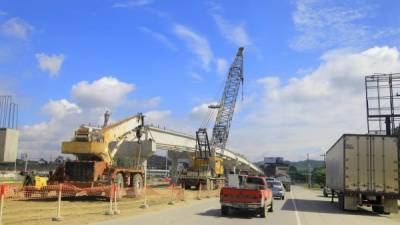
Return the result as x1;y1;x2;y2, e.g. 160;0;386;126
1;187;220;225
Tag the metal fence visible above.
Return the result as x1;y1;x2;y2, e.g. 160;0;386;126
0;96;18;129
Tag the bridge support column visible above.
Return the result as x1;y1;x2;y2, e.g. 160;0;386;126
167;151;193;183
223;159;240;174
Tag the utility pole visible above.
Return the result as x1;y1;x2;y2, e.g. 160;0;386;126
320;153;326;168
21;153;28;172
307;153;311;189
165;154;168;177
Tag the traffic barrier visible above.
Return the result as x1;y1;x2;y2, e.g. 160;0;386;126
0;182;203;224
3;183;114;200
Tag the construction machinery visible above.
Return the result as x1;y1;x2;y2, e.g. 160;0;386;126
178;47;244;190
49;112;151;196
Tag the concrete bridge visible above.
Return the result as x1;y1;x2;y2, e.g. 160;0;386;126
137;125;263;176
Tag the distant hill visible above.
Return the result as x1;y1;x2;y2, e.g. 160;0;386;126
253;159;324;172
289;160;324;172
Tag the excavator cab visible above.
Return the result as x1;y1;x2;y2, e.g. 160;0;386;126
193;128;224;177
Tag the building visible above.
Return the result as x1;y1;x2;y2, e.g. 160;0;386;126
263;157;289;177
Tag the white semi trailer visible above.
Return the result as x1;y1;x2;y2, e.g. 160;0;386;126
326;134;399;214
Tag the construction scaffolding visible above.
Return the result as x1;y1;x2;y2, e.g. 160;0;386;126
0;96;18;129
365;73;400;135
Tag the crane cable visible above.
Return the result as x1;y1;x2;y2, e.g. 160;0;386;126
199;74;226;129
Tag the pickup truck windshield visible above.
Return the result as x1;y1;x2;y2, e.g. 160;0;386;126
246;177;264;185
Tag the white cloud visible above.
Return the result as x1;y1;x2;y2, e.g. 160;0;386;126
126;96;161;109
113;0;153;8
138;26;177;51
213;15;251;47
1;17;34;39
145;110;172;124
216;58;228;75
71;76;135;108
35;53;65;77
230;46;400;161
291;0;400;51
190;72;203;82
42;99;82;119
174;24;213;70
20;101;88;160
188;102;217;122
19;77;164;159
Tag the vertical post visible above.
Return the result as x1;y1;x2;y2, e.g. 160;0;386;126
168;184;175;205
140;167;149;208
307;153;311;189
165;154;168;172
182;186;185;201
113;184;120;215
24;154;28;172
52;184;63;221
105;184;114;215
0;185;5;225
197;183;202;200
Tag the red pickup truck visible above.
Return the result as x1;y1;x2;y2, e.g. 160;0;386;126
220;175;273;218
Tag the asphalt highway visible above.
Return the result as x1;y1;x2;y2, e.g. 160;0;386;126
93;186;400;225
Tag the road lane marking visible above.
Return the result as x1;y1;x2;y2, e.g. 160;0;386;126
290;191;302;225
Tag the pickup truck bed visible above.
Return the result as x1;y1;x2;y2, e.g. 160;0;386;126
220;176;273;218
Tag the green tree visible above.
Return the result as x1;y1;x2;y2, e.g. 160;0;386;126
312;166;325;186
288;165;306;182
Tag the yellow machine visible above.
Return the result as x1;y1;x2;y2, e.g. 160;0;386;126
34;176;48;189
178;48;244;190
50;113;149;194
21;172;48;189
193;156;224;176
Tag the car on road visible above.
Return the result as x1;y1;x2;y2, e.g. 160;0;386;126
272;185;285;200
265;177;276;188
220;175;273;218
322;186;332;197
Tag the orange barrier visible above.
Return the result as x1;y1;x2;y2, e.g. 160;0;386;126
1;183;114;200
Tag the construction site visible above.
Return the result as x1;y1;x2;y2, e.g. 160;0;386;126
1;1;400;225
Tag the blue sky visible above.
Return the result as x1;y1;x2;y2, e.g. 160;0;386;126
1;0;400;161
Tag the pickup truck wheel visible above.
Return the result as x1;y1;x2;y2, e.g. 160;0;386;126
259;207;266;218
281;196;285;200
221;206;229;216
268;201;273;212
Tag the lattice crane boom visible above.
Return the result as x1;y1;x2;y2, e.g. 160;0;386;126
210;47;244;149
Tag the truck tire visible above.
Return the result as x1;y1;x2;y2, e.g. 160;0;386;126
133;174;143;195
259;207;266;218
184;183;191;189
338;193;344;210
372;205;385;214
221;206;229;216
116;173;124;199
268;200;274;212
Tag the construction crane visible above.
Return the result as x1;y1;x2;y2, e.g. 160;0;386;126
179;47;244;190
210;47;244;149
49;112;151;196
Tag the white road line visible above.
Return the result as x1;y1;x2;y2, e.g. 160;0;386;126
290;191;302;225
